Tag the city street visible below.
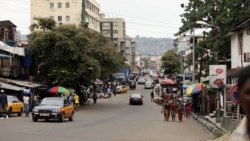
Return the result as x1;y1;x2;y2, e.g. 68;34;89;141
0;84;214;141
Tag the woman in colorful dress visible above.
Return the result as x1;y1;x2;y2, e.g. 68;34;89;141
177;99;183;122
161;100;170;121
186;100;191;118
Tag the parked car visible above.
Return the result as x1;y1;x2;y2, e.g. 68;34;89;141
32;97;74;122
0;95;24;117
138;77;146;84
129;94;144;105
144;81;154;89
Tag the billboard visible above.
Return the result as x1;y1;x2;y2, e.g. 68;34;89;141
209;65;227;89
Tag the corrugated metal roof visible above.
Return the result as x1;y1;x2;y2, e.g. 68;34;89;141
0;82;24;91
0;78;43;88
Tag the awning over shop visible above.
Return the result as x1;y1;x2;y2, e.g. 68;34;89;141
0;81;24;91
227;67;241;78
0;53;11;58
0;77;43;88
0;41;25;56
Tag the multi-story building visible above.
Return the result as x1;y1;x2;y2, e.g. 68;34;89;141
124;37;136;67
100;14;126;52
31;0;101;32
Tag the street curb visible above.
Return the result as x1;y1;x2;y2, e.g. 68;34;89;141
192;114;225;137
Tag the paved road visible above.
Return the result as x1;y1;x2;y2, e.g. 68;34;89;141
0;84;214;141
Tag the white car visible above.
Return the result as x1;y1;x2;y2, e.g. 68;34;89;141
138;77;146;84
144;81;153;89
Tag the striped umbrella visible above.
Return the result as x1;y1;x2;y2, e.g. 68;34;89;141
186;83;203;95
48;86;70;95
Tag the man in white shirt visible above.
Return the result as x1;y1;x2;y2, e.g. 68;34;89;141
23;94;30;117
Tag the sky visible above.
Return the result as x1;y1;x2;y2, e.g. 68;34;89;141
0;0;187;38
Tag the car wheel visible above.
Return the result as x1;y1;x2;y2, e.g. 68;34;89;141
32;118;38;122
59;113;65;122
18;108;23;116
69;112;74;121
7;107;12;117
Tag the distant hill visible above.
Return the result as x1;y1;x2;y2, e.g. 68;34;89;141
133;36;174;56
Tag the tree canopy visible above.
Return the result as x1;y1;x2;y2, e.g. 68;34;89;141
177;0;250;64
28;18;126;86
161;49;180;76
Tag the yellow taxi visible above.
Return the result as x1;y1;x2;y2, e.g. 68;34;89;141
121;85;128;93
1;95;24;117
32;97;74;122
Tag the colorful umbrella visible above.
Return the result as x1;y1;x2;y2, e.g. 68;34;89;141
162;79;175;85
186;83;203;95
48;86;70;95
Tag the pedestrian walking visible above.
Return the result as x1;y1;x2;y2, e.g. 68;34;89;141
107;87;111;99
161;100;170;121
177;99;183;122
93;93;98;104
186;100;191;118
113;85;116;96
0;90;8;118
150;89;154;102
74;94;80;111
170;101;176;121
23;94;30;117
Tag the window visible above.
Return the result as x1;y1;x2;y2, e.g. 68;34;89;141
66;2;70;8
50;16;54;20
66;16;70;21
50;3;54;9
58;2;62;8
113;22;118;26
58;16;62;22
113;30;118;34
244;53;250;62
238;32;243;55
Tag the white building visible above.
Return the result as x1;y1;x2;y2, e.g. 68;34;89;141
31;0;101;32
227;18;250;84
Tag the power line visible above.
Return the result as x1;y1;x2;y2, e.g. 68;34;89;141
101;10;181;26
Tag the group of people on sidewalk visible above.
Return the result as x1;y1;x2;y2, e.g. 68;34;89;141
161;98;192;122
151;86;192;122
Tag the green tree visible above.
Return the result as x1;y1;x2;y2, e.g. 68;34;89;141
177;0;250;65
28;18;126;86
161;49;180;77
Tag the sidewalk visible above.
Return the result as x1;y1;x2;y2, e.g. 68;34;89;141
192;114;227;139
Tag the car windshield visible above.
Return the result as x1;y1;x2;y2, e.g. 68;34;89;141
40;98;63;106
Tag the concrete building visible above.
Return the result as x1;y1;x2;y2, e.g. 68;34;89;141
100;14;126;52
124;37;136;67
149;56;162;70
31;0;101;32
